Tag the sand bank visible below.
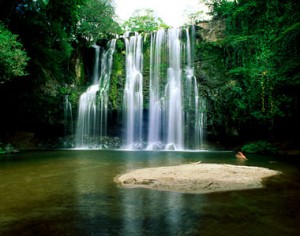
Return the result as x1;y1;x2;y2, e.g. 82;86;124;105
115;163;281;194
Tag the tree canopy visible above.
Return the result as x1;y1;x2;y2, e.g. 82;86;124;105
0;22;29;84
199;0;300;140
122;9;169;33
77;0;121;44
0;0;119;137
0;0;119;83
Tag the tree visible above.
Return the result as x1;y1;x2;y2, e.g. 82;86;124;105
0;0;87;136
204;0;300;140
122;9;168;33
0;22;29;84
76;0;121;45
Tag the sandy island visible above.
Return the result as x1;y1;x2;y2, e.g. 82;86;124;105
115;163;281;194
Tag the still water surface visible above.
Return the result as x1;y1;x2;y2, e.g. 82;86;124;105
0;150;299;235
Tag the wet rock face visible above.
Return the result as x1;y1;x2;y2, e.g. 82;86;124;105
197;20;225;42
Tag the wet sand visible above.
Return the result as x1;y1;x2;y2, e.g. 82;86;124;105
115;163;281;194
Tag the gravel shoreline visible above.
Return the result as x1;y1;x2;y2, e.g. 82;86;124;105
115;163;281;194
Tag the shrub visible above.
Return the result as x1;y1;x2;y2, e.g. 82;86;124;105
241;140;277;154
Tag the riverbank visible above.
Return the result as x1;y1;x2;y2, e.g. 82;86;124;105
115;163;281;194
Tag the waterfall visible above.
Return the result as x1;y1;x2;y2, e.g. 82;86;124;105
74;26;206;150
122;33;144;149
147;29;166;150
165;28;184;150
75;40;116;148
184;26;206;149
146;27;205;150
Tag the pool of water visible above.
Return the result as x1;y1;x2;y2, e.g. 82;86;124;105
0;150;299;235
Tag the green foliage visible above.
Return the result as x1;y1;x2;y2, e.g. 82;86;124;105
0;0;121;135
200;0;300;140
122;9;169;33
278;22;300;37
77;0;121;45
241;140;278;154
274;19;300;89
0;22;29;84
209;0;235;19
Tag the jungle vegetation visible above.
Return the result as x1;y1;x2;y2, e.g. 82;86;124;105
0;0;299;151
200;0;300;148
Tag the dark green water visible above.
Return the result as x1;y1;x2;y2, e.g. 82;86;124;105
0;150;299;235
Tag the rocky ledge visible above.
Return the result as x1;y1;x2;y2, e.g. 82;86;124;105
115;163;281;194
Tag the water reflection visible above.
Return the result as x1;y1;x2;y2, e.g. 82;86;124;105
0;150;299;235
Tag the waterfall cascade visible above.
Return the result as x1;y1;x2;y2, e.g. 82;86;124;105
74;27;206;150
146;27;205;150
75;41;116;148
123;33;144;149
